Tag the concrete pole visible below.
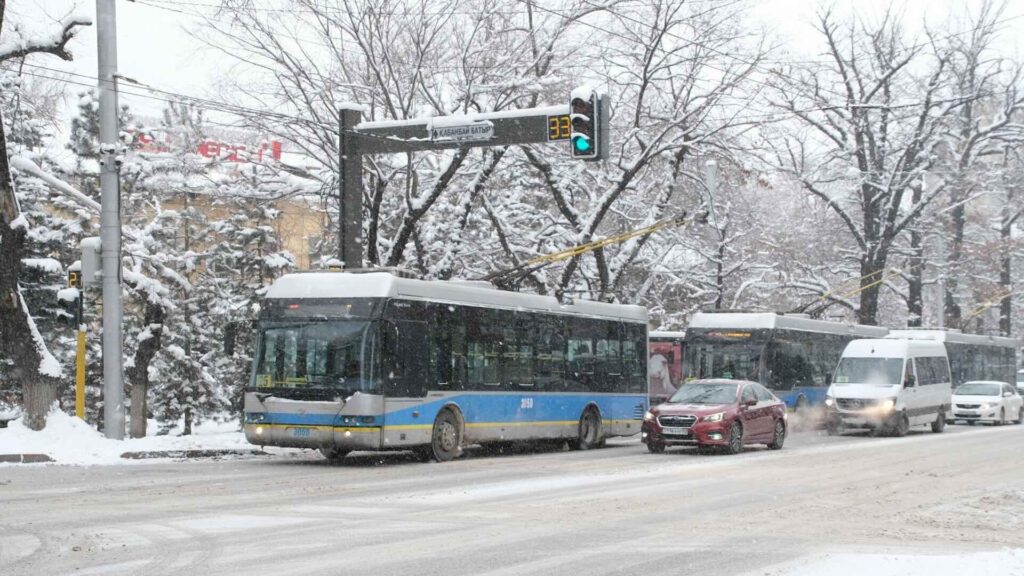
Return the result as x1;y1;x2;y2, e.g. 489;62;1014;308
338;108;364;268
97;0;124;439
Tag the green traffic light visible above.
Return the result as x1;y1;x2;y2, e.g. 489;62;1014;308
573;136;592;153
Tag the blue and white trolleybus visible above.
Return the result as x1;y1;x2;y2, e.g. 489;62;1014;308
244;272;649;461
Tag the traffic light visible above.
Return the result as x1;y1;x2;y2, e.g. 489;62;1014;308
570;93;597;159
570;89;608;161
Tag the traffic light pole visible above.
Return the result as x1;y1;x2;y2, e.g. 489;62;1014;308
336;98;605;265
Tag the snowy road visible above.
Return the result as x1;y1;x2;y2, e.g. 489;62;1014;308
2;424;1024;575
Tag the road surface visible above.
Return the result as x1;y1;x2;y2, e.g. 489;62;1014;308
2;424;1023;575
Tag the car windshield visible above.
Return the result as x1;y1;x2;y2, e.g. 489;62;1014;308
253;320;379;393
955;382;1001;396
669;382;738;405
833;357;903;386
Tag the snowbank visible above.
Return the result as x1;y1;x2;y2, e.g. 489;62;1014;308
752;549;1024;575
0;409;254;466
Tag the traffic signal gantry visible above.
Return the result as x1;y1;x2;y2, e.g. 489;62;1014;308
336;87;609;269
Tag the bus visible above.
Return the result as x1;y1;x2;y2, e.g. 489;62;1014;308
648;331;685;406
243;271;649;462
683;312;888;414
887;329;1018;388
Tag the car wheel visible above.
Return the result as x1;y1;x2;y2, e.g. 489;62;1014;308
429;409;462;462
767;419;786;450
930;410;945;433
997;408;1006;426
1016;408;1023;425
725;421;743;455
891;412;909;437
647;442;665;454
319;447;350;463
575;408;603;450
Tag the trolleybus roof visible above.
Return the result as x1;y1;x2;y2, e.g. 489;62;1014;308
687;312;888;337
886;329;1018;348
266;272;648;323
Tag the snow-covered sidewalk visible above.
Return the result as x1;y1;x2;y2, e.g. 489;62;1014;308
0;409;265;465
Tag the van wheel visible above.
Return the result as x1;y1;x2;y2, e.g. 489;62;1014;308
826;418;842;436
930;411;945;433
891;412;909;437
428;409;462;462
575;408;603;450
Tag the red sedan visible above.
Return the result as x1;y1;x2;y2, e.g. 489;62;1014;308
642;379;788;454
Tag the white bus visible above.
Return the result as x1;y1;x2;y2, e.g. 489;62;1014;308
244;272;649;462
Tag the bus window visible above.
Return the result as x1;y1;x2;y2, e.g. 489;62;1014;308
686;343;763;382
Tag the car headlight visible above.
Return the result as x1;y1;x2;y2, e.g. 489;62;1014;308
824;397;834;407
879;399;895;412
644;411;655;422
703;412;725;423
981;402;996;410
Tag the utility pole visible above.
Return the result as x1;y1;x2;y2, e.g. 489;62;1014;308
338;107;363;268
96;0;124;439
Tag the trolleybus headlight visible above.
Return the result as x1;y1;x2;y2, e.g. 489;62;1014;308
644;411;655;422
703;412;725;423
255;426;264;435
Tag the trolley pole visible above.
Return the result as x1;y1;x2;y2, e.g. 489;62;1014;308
96;0;125;439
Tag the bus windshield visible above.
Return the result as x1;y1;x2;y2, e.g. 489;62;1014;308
833;357;903;386
685;343;763;382
253;320;379;393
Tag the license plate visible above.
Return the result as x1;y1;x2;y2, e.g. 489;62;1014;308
291;428;311;438
663;426;690;436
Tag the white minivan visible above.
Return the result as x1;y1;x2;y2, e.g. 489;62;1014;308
825;338;952;436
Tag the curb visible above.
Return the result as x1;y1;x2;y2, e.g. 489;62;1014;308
119;449;270;460
0;454;55;463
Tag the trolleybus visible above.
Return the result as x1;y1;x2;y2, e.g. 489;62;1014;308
244;271;648;462
888;329;1017;388
683;312;888;413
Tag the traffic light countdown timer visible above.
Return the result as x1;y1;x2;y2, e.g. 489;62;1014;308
546;87;608;161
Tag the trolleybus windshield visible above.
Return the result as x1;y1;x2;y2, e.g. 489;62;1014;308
253;320;379;393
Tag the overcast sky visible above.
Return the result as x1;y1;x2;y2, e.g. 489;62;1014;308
14;0;1024;125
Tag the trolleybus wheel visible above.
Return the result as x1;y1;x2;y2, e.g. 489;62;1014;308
429;409;462;462
575;408;602;450
725;421;743;455
320;447;350;462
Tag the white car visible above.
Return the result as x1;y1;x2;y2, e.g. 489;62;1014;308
951;381;1024;425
